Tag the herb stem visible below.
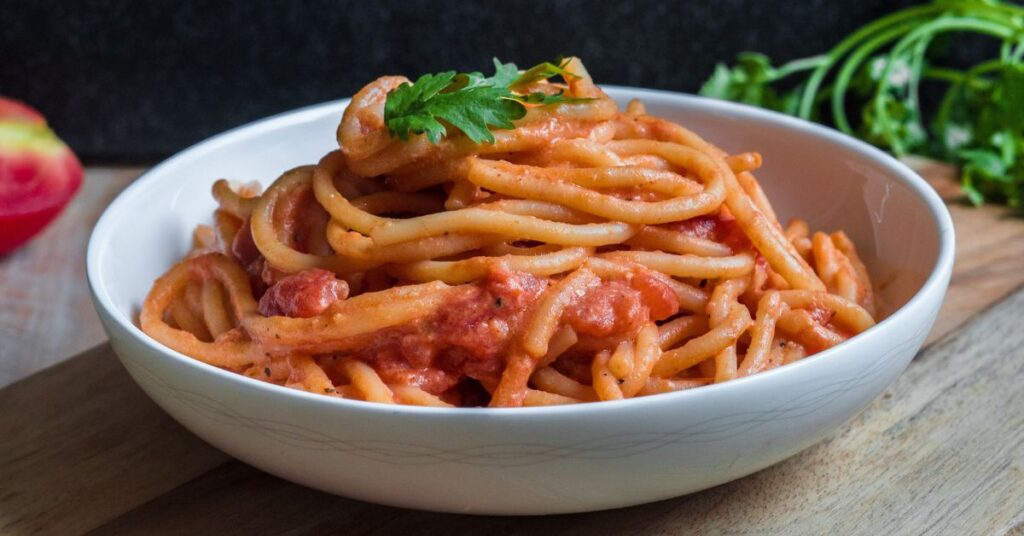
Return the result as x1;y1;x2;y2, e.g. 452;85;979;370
873;17;1018;153
797;3;946;119
932;59;1005;145
830;22;916;134
771;55;831;80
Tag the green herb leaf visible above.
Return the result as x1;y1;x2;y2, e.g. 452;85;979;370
427;87;525;144
698;53;800;113
384;71;458;143
490;58;522;88
699;64;735;100
384;58;586;144
959;148;1007;179
995;63;1024;130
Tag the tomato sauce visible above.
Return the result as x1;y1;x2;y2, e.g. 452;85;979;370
351;267;548;395
354;267;678;398
664;212;750;252
259;264;681;402
258;268;349;318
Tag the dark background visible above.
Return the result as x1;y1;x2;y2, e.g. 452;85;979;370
2;0;922;164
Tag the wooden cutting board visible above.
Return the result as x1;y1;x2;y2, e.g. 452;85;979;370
0;166;1023;535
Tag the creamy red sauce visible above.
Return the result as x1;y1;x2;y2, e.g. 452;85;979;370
311;266;680;402
554;271;678;383
630;271;680;321
807;303;856;341
347;267;546;395
231;187;325;289
806;304;836;326
565;280;644;338
229;216;285;290
258;268;349;318
669;215;720;241
231;215;261;273
251;259;681;402
665;212;750;251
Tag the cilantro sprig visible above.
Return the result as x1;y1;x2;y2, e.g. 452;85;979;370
384;58;587;144
700;0;1024;208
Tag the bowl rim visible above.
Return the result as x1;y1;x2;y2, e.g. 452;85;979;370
86;86;956;417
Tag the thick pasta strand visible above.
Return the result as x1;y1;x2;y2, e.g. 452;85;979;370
141;254;262;369
531;367;597;401
341;358;395;404
653;303;752;377
627;225;733;257
490;350;536;408
467;159;716;224
286;355;337;394
657;315;710;349
520;267;601;358
389;247;591;284
523;390;582;406
592;349;625;402
738;291;785;376
390;385;454;407
619;323;661;397
707;278;748;383
200;279;233;339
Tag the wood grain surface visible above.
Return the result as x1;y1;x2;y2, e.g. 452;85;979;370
0;167;142;386
907;157;1024;344
929;199;1024;343
1;165;1023;535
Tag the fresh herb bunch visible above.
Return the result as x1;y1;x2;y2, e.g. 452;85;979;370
700;0;1024;207
384;58;585;144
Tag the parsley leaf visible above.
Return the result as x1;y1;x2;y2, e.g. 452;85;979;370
424;86;525;144
489;58;521;88
384;58;587;144
698;53;804;115
383;71;458;143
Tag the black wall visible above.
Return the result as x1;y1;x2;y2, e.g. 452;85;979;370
2;0;919;163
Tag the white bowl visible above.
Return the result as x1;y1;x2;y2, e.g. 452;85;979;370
87;87;955;515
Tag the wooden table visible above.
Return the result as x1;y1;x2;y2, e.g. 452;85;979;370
2;166;1023;535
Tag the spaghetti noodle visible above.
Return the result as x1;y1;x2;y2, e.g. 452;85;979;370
141;58;877;408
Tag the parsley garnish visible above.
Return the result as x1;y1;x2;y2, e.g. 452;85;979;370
699;0;1024;208
384;58;588;144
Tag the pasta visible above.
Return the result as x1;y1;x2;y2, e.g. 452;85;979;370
140;58;877;408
